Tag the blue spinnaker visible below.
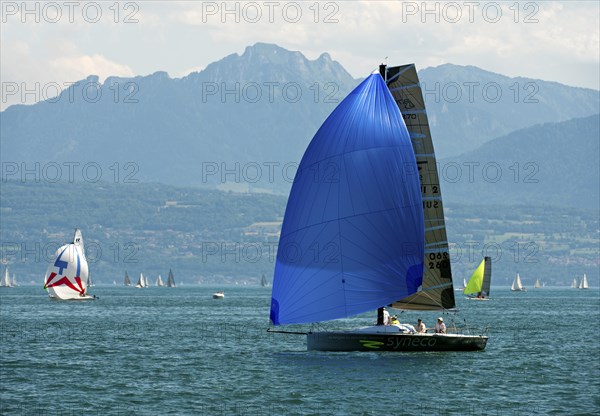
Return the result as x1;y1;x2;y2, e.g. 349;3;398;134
270;74;425;325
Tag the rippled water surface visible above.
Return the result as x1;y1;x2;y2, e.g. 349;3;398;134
1;286;598;415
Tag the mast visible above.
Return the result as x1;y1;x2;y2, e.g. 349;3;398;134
384;64;455;310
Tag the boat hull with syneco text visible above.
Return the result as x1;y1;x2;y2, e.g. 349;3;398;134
307;330;487;352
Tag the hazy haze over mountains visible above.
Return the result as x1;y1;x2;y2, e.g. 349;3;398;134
442;114;600;210
1;43;599;205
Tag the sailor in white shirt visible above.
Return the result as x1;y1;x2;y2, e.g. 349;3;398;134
383;308;390;325
434;317;446;334
415;318;427;333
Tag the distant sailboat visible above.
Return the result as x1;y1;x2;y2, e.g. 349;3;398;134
456;277;468;291
511;273;526;292
571;278;577;288
534;278;542;289
261;274;269;288
269;65;487;352
579;274;589;289
167;269;176;287
212;291;225;299
135;272;147;288
1;266;13;287
88;271;94;287
44;229;94;300
11;273;17;287
156;274;164;287
124;271;131;286
464;257;492;300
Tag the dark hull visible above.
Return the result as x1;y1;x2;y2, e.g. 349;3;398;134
307;332;487;352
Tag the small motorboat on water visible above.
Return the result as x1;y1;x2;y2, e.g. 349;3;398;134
212;291;225;299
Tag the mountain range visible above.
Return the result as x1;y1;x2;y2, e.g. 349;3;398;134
1;42;599;208
442;114;599;209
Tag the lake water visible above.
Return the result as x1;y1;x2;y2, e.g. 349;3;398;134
1;286;598;415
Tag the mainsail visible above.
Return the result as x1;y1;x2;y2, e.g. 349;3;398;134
261;274;268;288
1;267;12;287
124;271;131;286
44;229;89;299
579;274;589;289
156;274;164;287
534;278;542;289
464;257;492;297
136;273;146;288
511;273;524;291
270;73;424;325
167;269;176;287
384;64;455;311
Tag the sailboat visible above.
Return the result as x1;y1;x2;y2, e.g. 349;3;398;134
261;274;269;288
534;278;542;289
135;272;147;288
124;271;131;286
571;278;578;288
88;271;94;287
579;274;589;289
1;266;13;287
511;273;526;292
464;257;492;300
269;65;487;352
456;278;468;291
166;269;176;287
156;274;164;287
44;229;94;300
11;273;17;287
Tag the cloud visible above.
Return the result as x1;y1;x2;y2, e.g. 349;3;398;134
1;40;134;110
1;0;598;110
49;54;134;83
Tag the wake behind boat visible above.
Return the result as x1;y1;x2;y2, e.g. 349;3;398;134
269;64;487;352
44;229;95;300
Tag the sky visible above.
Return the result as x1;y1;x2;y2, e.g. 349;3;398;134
1;1;599;109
